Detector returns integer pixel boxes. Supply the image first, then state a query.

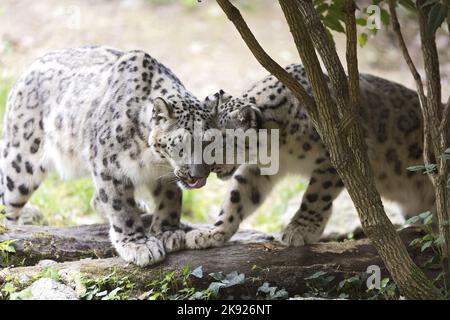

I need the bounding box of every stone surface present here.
[20,278,78,300]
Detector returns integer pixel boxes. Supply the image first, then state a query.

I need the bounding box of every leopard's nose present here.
[189,164,211,179]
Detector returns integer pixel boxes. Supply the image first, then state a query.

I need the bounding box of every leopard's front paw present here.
[112,234,165,267]
[280,223,321,246]
[185,228,227,249]
[3,205,47,226]
[280,223,306,247]
[157,229,186,253]
[17,205,46,225]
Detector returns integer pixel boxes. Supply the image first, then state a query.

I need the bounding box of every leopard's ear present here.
[227,105,263,131]
[204,89,233,115]
[153,97,174,120]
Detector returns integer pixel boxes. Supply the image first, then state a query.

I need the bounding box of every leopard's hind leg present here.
[0,82,47,225]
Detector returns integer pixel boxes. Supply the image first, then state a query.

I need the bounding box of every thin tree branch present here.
[387,0,427,109]
[215,0,319,122]
[388,0,435,174]
[441,96,450,133]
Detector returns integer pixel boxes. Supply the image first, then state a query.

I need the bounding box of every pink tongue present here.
[188,177,207,189]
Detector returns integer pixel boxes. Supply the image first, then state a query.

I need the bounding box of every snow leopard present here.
[0,46,220,266]
[183,63,436,249]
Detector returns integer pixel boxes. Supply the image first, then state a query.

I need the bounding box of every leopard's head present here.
[148,95,218,189]
[204,90,263,180]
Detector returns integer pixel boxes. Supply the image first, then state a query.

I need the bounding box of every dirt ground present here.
[0,0,448,235]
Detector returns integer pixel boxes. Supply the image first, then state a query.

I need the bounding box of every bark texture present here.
[0,225,437,298]
[215,0,443,299]
[389,0,450,287]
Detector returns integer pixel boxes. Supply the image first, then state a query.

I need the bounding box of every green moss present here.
[30,232,53,239]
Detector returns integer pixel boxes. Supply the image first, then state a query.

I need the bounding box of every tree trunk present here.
[215,0,443,299]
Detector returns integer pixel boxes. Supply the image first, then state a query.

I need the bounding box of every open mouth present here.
[177,177,208,189]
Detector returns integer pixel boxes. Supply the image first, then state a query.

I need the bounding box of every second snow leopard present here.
[0,46,222,266]
[184,63,437,249]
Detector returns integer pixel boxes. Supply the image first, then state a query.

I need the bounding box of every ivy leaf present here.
[207,282,226,296]
[421,240,433,252]
[257,282,272,294]
[305,270,328,280]
[405,215,420,225]
[419,211,432,220]
[271,288,289,299]
[426,2,448,37]
[209,272,225,281]
[190,266,203,279]
[9,288,32,300]
[224,271,245,286]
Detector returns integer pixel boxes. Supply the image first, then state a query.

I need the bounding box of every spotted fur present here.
[185,63,436,249]
[0,46,217,266]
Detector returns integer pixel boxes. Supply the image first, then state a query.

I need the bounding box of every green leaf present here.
[355,18,367,26]
[422,234,433,241]
[224,271,245,286]
[406,165,426,172]
[358,33,368,47]
[423,214,433,225]
[209,272,225,281]
[40,267,60,281]
[323,15,346,33]
[380,8,391,26]
[10,288,32,300]
[409,238,421,247]
[434,236,445,246]
[257,282,271,294]
[149,292,161,300]
[381,278,390,288]
[399,0,417,12]
[190,266,203,279]
[419,211,432,220]
[421,240,433,252]
[315,3,329,15]
[405,215,420,224]
[305,270,328,280]
[96,290,108,297]
[271,288,289,299]
[207,282,226,296]
[105,287,122,300]
[426,2,448,36]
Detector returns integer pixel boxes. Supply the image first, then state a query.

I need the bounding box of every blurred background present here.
[0,0,449,237]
